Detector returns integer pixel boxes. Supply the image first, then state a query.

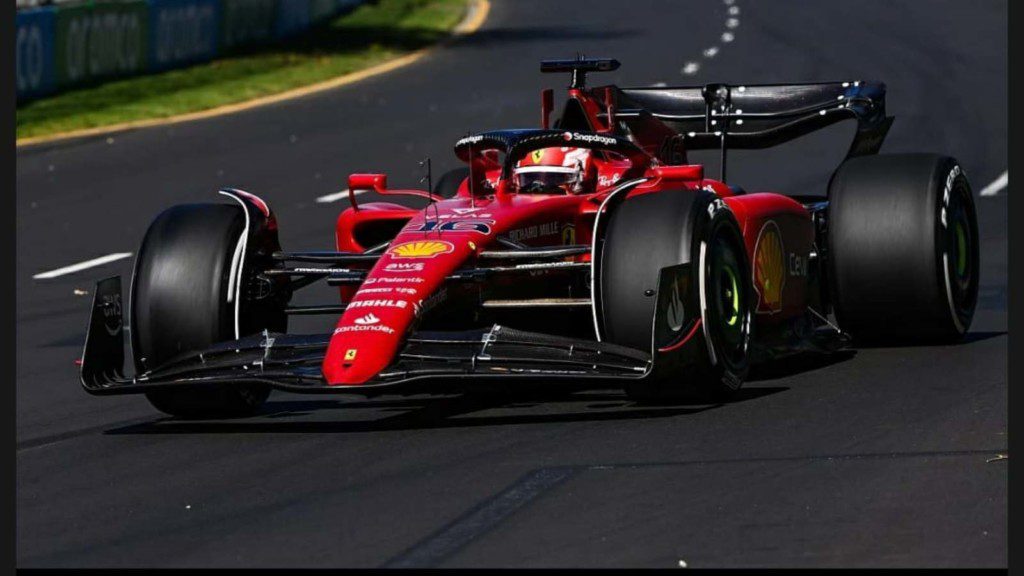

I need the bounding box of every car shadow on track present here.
[102,386,788,436]
[748,350,857,381]
[848,330,1006,350]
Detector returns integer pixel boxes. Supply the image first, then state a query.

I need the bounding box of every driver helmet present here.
[514,147,595,194]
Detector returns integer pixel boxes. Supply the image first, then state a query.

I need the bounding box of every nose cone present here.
[321,237,479,386]
[322,303,412,385]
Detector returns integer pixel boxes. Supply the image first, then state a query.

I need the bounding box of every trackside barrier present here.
[273,0,310,39]
[221,0,276,50]
[149,0,221,71]
[15,6,56,99]
[53,0,149,88]
[16,0,369,102]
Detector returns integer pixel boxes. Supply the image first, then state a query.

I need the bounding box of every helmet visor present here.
[515,166,576,193]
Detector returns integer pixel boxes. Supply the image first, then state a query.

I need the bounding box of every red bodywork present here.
[78,68,900,402]
[323,84,815,385]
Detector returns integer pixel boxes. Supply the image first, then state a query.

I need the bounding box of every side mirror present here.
[647,165,703,182]
[348,173,387,193]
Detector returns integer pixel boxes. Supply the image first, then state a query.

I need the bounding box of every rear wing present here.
[611,81,893,161]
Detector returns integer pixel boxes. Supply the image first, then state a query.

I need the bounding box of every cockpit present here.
[452,129,649,196]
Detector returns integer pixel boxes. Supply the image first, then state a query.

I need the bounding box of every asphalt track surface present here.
[16,0,1007,567]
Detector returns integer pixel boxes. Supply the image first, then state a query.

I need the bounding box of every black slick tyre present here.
[131,203,278,418]
[827,154,978,343]
[433,167,470,199]
[600,190,752,402]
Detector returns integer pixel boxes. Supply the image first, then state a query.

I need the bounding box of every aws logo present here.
[389,240,454,258]
[753,221,785,314]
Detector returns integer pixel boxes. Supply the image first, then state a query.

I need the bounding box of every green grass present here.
[17,0,468,140]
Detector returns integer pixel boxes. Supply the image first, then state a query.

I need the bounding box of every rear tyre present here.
[600,191,752,402]
[827,154,978,343]
[432,167,470,199]
[131,203,282,418]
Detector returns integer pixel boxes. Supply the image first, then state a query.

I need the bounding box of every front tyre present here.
[600,190,752,402]
[131,203,282,418]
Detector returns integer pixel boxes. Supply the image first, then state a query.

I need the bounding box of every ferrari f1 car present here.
[81,58,979,417]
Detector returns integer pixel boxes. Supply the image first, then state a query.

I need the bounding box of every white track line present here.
[979,170,1008,197]
[316,188,369,203]
[33,252,133,279]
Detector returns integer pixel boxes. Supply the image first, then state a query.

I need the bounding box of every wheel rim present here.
[944,180,976,322]
[707,231,748,365]
[722,265,740,327]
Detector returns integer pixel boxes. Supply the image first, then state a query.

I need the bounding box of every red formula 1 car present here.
[81,58,979,418]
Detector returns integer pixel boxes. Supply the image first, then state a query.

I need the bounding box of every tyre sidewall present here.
[693,203,752,392]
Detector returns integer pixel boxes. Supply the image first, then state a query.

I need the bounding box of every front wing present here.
[79,275,683,396]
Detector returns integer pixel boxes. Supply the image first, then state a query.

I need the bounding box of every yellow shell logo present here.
[389,240,454,258]
[753,221,785,313]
